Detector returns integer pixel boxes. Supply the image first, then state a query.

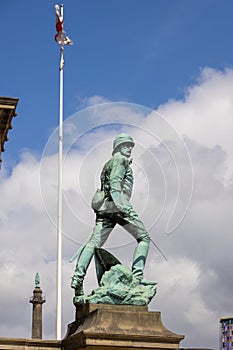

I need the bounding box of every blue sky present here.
[1,0,233,165]
[1,1,233,348]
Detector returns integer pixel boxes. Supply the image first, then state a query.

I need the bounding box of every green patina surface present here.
[70,134,157,305]
[74,264,157,306]
[35,272,40,287]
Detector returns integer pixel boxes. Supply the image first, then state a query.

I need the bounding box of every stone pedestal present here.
[62,304,184,350]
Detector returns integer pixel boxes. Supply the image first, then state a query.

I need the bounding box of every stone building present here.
[220,316,233,350]
[0,96,18,167]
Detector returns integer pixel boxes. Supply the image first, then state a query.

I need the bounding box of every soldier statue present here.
[71,133,155,296]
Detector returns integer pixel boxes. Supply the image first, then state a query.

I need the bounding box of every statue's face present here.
[119,143,133,158]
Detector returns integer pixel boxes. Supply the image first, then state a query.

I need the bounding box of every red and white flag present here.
[55,4,73,46]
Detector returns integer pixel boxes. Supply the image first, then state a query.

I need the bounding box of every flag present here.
[55,4,73,46]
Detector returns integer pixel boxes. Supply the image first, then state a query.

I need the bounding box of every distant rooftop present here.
[220,316,233,322]
[0,96,18,166]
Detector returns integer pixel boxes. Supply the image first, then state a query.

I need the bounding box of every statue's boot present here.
[71,245,94,295]
[132,240,156,286]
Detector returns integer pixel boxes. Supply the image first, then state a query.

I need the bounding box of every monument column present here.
[30,273,46,339]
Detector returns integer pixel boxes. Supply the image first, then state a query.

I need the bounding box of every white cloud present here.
[158,67,233,180]
[76,95,111,109]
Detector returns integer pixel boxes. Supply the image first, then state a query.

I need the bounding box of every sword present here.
[150,238,168,261]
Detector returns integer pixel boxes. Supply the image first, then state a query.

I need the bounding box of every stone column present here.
[30,286,46,339]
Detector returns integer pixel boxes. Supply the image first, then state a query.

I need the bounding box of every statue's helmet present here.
[112,133,135,154]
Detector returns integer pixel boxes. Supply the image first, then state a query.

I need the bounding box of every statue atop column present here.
[30,273,45,339]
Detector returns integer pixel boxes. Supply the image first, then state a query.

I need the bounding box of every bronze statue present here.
[35,272,40,287]
[71,133,155,296]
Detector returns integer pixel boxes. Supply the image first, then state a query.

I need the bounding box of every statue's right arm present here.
[109,157,130,213]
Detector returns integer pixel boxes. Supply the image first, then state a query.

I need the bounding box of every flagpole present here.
[56,3,64,341]
[55,3,72,339]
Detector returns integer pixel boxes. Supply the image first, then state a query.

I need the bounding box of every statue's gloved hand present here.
[111,191,132,215]
[121,206,133,216]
